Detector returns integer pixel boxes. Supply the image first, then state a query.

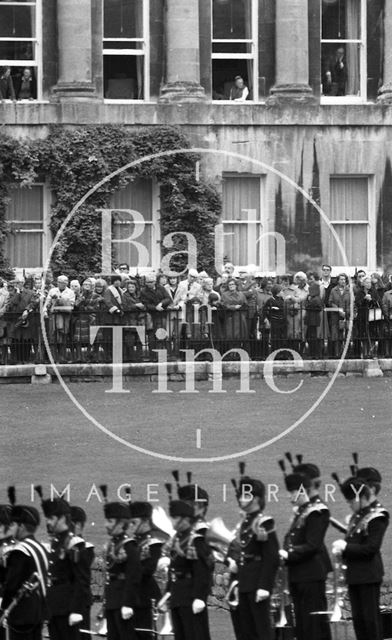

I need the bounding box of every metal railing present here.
[0,303,391,365]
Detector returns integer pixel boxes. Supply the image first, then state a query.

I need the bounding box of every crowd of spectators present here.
[0,262,392,365]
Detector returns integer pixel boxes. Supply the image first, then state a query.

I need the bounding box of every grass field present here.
[1,376,392,638]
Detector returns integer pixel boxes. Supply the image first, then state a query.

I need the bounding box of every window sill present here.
[320,97,371,106]
[212,100,266,105]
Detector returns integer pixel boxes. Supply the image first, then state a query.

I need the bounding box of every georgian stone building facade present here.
[1,0,392,276]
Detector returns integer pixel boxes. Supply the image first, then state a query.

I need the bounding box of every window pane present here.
[0,41,34,60]
[321,0,360,41]
[103,55,144,99]
[111,179,152,221]
[222,176,261,265]
[0,5,36,38]
[321,42,360,96]
[103,40,143,50]
[212,42,252,55]
[5,186,43,269]
[330,224,367,266]
[213,0,251,40]
[212,59,252,99]
[330,178,368,221]
[104,0,143,39]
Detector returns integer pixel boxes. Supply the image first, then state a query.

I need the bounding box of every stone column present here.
[159,0,206,102]
[52,0,96,100]
[268,0,314,105]
[378,1,392,103]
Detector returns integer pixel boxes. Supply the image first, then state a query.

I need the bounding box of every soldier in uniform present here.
[1,496,48,640]
[279,468,332,640]
[332,476,389,640]
[167,499,213,640]
[128,501,169,639]
[0,504,14,597]
[228,469,279,640]
[102,497,142,640]
[41,497,91,640]
[70,506,95,639]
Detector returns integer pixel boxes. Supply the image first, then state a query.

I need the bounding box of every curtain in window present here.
[222,176,261,265]
[330,178,368,266]
[134,0,144,98]
[346,0,360,95]
[111,179,153,266]
[5,186,43,268]
[244,0,253,97]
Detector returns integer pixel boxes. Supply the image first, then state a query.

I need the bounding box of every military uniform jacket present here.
[235,511,279,594]
[2,536,48,626]
[46,530,90,617]
[135,527,168,608]
[168,529,213,607]
[343,504,389,585]
[284,497,332,583]
[104,535,142,610]
[0,538,14,595]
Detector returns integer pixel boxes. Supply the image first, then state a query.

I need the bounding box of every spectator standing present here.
[122,279,145,362]
[45,275,75,363]
[305,282,323,359]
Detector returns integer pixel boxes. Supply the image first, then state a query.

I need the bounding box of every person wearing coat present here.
[304,282,323,359]
[284,272,309,356]
[6,278,36,363]
[381,287,392,357]
[140,274,171,358]
[327,274,351,358]
[220,279,248,345]
[122,280,145,362]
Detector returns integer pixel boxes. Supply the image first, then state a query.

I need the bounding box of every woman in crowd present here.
[122,279,145,362]
[328,273,351,359]
[304,281,323,359]
[284,271,309,355]
[220,278,248,345]
[355,275,379,358]
[73,278,97,362]
[90,278,108,362]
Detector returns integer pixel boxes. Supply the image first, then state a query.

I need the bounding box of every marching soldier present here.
[1,491,48,640]
[173,471,210,536]
[228,465,279,640]
[167,499,213,640]
[102,492,142,640]
[0,503,14,640]
[279,465,332,640]
[70,506,95,639]
[41,496,91,640]
[128,501,169,639]
[332,476,389,640]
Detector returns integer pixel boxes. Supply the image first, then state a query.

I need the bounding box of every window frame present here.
[102,0,150,103]
[221,173,271,272]
[5,183,51,273]
[320,0,367,105]
[328,174,375,274]
[0,0,42,101]
[211,0,259,103]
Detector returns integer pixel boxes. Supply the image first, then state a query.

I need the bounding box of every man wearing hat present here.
[2,500,48,640]
[177,482,209,536]
[167,500,212,640]
[228,473,279,640]
[42,497,90,640]
[173,270,203,340]
[356,467,390,520]
[70,506,95,640]
[279,469,332,640]
[103,499,142,640]
[332,477,389,640]
[0,505,14,600]
[128,502,169,638]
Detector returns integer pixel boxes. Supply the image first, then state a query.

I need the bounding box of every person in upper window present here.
[0,66,16,100]
[15,67,36,100]
[323,47,347,96]
[229,75,249,102]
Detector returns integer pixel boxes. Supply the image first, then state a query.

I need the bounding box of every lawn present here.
[1,376,392,638]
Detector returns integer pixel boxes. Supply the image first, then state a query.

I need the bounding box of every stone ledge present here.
[0,359,389,383]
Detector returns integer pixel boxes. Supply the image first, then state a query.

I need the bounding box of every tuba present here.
[225,579,239,609]
[205,517,236,562]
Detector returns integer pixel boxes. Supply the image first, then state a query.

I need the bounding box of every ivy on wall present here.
[0,125,221,279]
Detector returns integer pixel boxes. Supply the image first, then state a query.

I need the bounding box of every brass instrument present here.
[205,517,236,561]
[151,597,174,637]
[275,563,289,628]
[225,579,239,609]
[330,555,347,623]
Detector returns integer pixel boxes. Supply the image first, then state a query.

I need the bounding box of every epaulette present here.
[66,534,85,550]
[85,541,95,549]
[253,513,275,541]
[304,502,329,517]
[194,520,209,533]
[362,506,388,527]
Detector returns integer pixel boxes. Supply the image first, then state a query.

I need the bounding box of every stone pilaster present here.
[52,0,96,100]
[268,0,314,105]
[159,0,206,103]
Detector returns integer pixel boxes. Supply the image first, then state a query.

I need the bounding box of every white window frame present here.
[6,183,51,276]
[110,179,160,276]
[328,175,375,275]
[103,0,150,103]
[321,0,367,105]
[221,173,271,272]
[211,0,259,103]
[0,0,42,101]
